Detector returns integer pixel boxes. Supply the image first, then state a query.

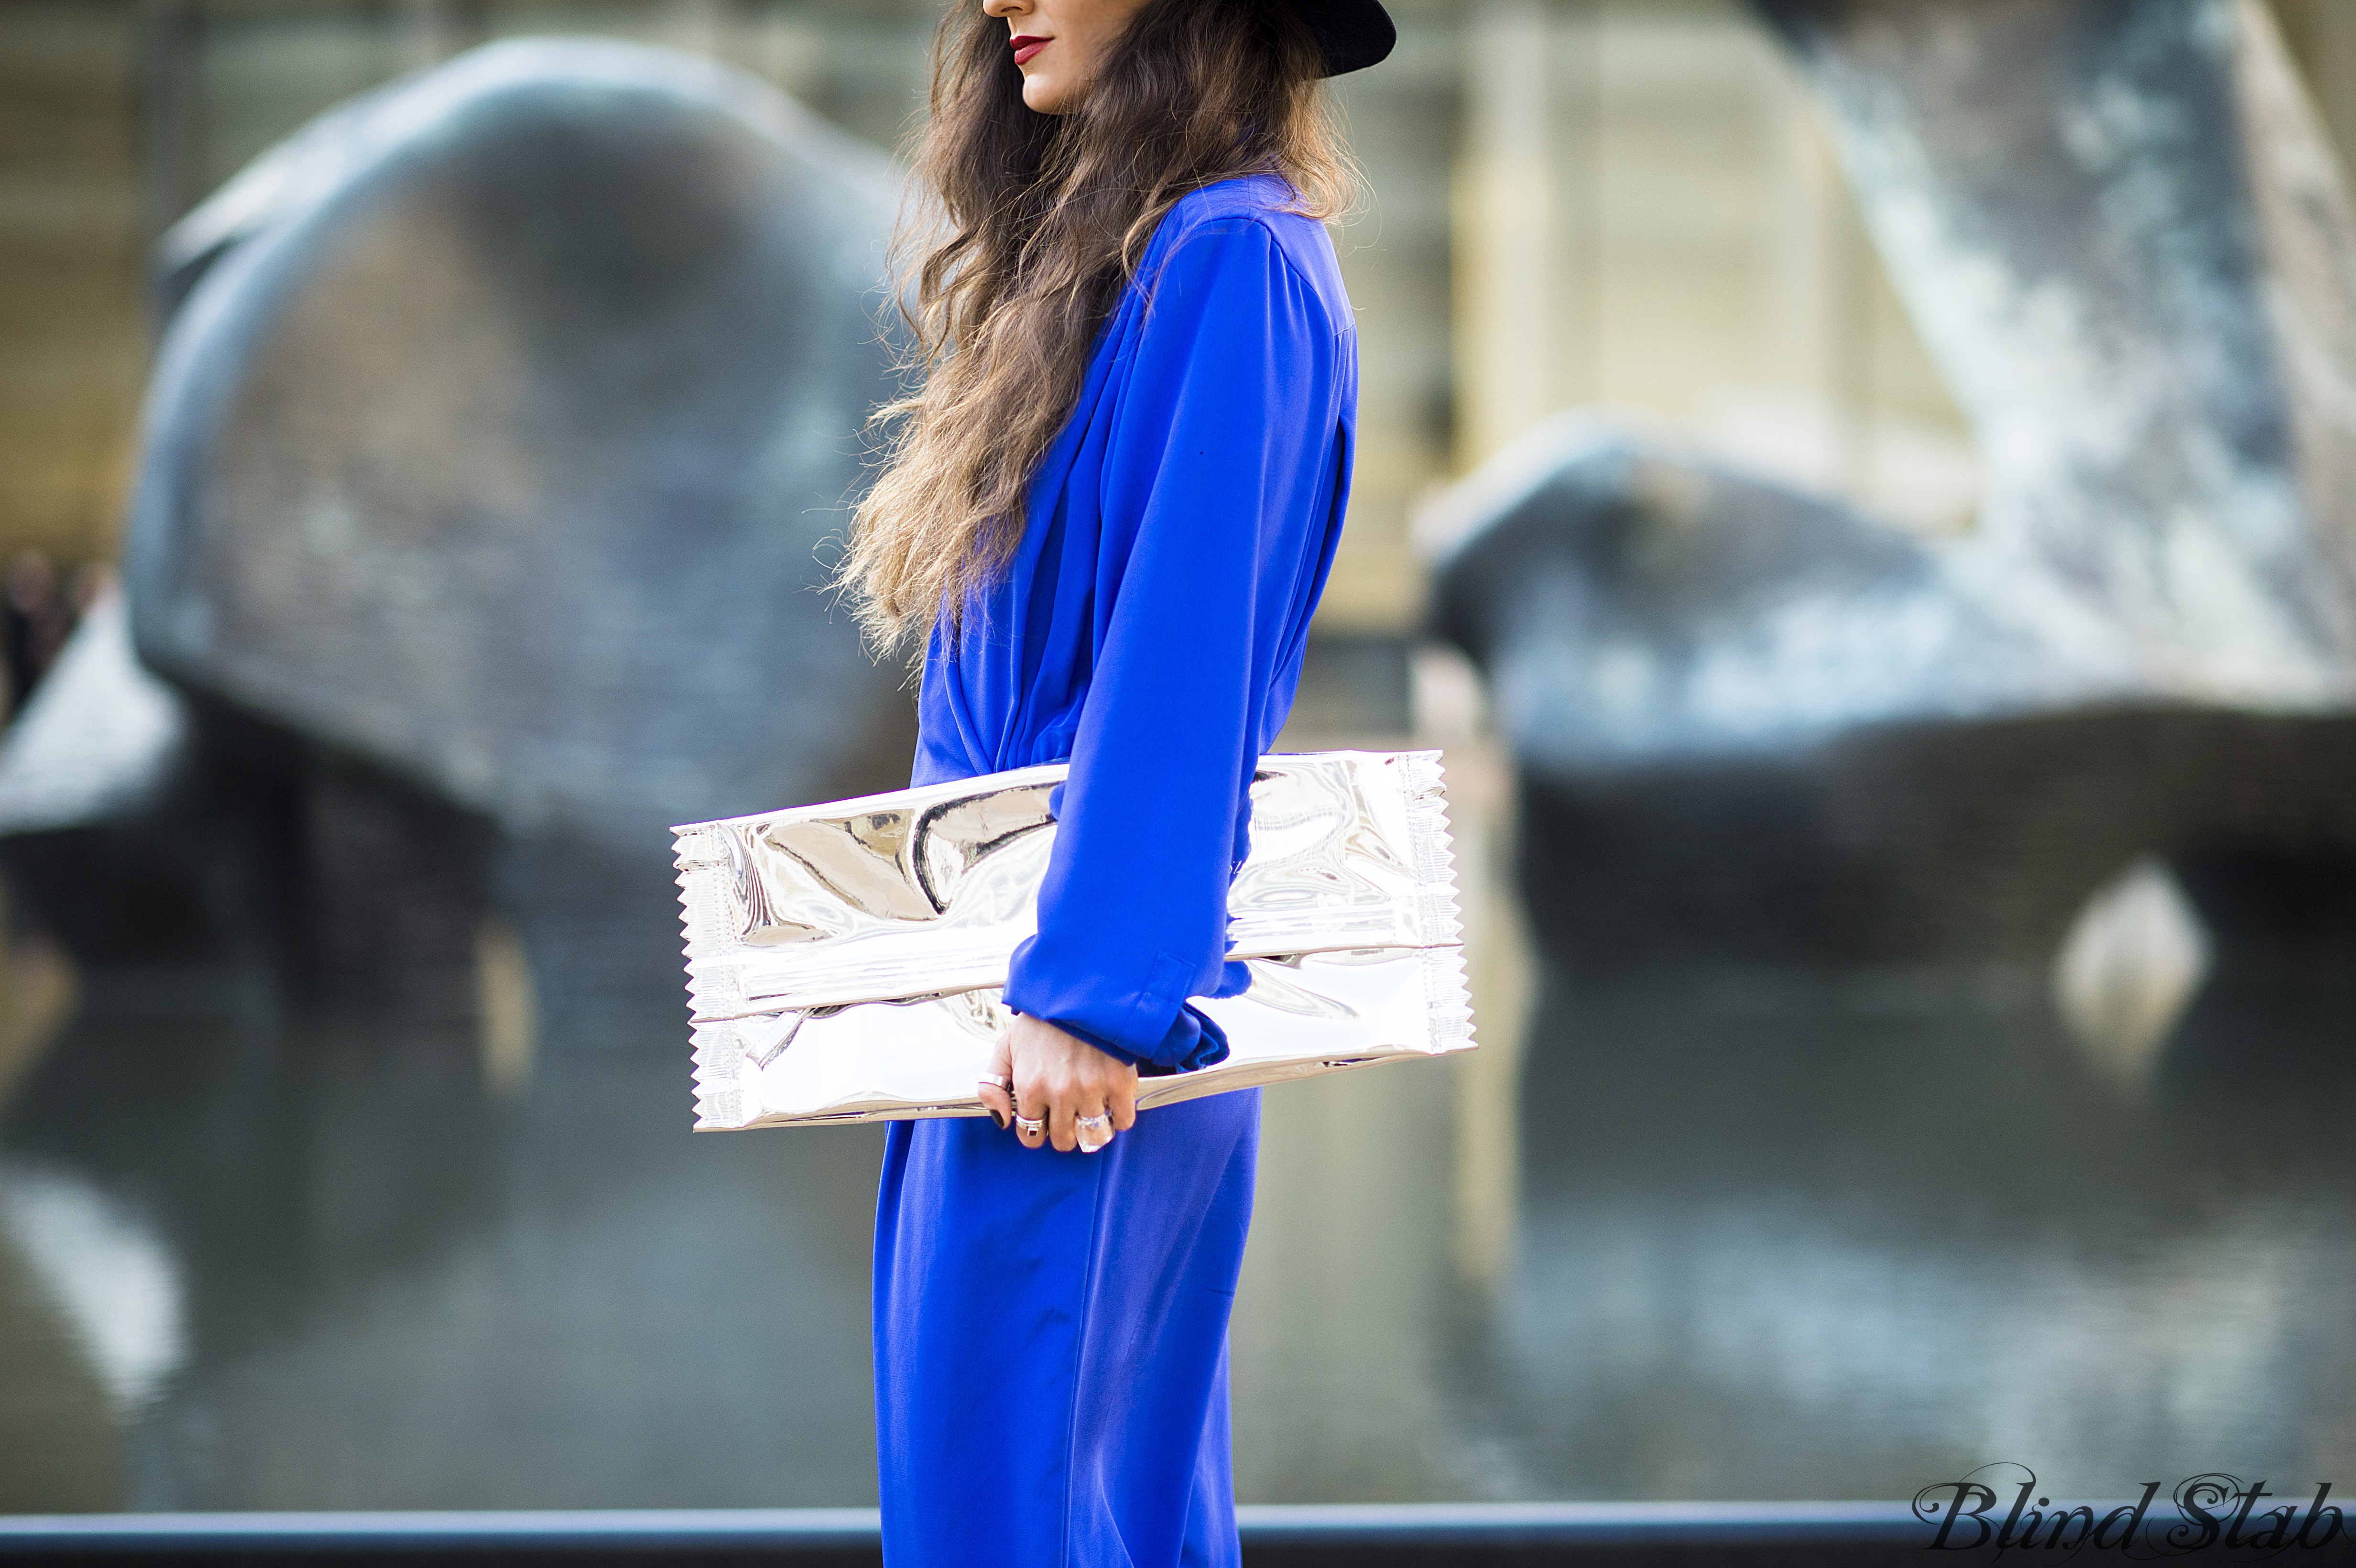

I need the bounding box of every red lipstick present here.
[1010,34,1047,65]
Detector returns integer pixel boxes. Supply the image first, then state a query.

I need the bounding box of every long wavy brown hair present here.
[837,0,1358,651]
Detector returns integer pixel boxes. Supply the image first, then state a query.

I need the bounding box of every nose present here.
[981,0,1027,17]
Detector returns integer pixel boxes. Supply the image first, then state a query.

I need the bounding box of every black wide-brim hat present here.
[1291,0,1396,76]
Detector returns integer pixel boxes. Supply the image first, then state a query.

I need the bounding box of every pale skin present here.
[972,0,1156,1151]
[979,1013,1141,1153]
[982,0,1153,116]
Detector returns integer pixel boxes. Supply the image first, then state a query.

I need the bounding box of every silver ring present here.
[978,1073,1011,1092]
[1013,1114,1045,1136]
[1076,1113,1113,1153]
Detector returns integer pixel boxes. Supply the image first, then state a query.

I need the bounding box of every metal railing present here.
[6,1499,2317,1565]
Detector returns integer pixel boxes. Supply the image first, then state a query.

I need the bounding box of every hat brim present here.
[1292,0,1396,76]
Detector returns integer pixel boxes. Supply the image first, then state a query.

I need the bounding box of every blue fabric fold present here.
[911,174,1356,1069]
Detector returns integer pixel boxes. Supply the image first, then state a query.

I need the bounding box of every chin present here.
[1020,77,1074,115]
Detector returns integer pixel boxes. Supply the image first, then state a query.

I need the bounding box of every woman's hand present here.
[977,1013,1139,1153]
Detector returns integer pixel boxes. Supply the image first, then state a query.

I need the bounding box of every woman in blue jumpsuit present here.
[850,0,1394,1560]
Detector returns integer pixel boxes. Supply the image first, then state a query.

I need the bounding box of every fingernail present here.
[993,1112,1008,1131]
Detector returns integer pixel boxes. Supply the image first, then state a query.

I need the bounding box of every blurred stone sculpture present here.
[0,589,184,842]
[1429,0,2356,993]
[0,40,915,1015]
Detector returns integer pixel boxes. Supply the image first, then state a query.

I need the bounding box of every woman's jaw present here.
[982,0,1152,114]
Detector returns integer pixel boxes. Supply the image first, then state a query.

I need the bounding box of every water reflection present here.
[0,1000,880,1510]
[1,880,2352,1510]
[0,1162,185,1416]
[1446,966,2356,1501]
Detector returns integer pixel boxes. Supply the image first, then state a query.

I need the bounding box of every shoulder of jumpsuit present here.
[1020,188,1351,825]
[1123,175,1356,338]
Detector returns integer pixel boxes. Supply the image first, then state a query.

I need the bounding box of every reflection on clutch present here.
[671,750,1475,1129]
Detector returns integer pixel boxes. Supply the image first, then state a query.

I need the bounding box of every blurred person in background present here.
[834,0,1392,1557]
[1,551,87,717]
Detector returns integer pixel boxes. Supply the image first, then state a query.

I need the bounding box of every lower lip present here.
[1012,40,1046,65]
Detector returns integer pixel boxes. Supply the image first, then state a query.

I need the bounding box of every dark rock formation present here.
[130,37,910,849]
[2,41,916,1015]
[1429,0,2356,978]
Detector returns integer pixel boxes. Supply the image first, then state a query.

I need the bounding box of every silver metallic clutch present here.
[671,749,1474,1128]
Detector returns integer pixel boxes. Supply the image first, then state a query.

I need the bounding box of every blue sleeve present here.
[1000,216,1348,1071]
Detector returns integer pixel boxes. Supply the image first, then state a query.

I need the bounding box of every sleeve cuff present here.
[1002,939,1234,1072]
[1037,1007,1232,1078]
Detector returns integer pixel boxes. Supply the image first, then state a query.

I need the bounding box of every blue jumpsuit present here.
[872,174,1358,1567]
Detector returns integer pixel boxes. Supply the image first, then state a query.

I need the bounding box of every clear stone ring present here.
[1076,1113,1114,1153]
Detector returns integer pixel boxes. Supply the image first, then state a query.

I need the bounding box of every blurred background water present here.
[3,0,2356,1516]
